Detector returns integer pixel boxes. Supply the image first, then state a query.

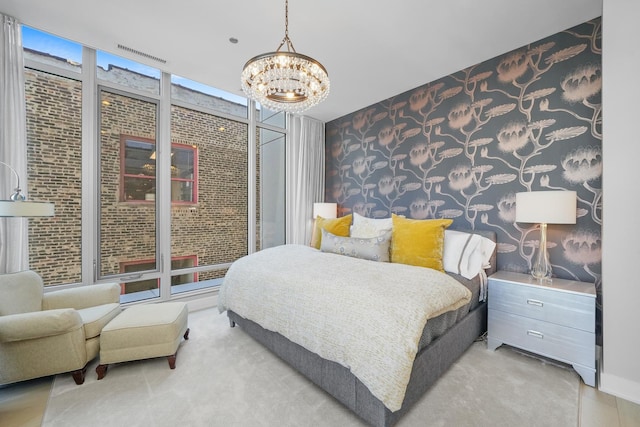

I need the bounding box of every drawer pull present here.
[527,330,544,339]
[527,299,544,307]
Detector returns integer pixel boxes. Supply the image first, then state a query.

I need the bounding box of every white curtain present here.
[286,115,325,245]
[0,14,29,273]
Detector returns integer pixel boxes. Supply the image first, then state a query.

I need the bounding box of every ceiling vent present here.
[117,44,167,64]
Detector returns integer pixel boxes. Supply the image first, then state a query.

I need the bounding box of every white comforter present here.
[218,244,472,412]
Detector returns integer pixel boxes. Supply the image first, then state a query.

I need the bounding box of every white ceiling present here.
[0,0,602,123]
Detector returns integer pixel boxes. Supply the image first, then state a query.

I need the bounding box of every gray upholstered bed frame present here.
[226,230,496,427]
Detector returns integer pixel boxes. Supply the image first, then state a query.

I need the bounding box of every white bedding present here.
[218,244,472,412]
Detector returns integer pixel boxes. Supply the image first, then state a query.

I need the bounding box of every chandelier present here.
[240,0,330,114]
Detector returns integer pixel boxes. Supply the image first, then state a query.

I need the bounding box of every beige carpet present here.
[42,307,580,427]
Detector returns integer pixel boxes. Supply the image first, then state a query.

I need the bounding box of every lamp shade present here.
[1,160,54,217]
[313,202,337,219]
[515,191,576,224]
[0,200,55,217]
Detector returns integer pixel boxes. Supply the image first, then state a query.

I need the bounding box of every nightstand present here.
[487,270,596,386]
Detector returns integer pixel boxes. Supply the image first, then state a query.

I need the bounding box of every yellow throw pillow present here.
[310,214,352,249]
[390,214,453,271]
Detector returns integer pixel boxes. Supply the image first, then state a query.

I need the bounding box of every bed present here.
[218,223,497,427]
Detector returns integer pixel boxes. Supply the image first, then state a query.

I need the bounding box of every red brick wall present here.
[25,68,250,287]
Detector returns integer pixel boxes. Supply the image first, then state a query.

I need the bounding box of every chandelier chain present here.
[277,0,296,53]
[285,0,288,40]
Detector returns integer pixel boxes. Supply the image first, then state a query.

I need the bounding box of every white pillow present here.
[350,212,393,238]
[478,234,496,268]
[443,230,496,279]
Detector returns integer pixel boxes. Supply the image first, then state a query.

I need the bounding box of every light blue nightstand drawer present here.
[488,279,595,332]
[489,309,595,368]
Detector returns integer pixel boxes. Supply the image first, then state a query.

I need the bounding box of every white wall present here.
[601,0,640,403]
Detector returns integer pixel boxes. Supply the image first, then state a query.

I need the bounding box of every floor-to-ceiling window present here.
[258,126,286,249]
[98,88,161,301]
[21,26,285,303]
[169,78,249,295]
[24,67,83,286]
[253,105,287,251]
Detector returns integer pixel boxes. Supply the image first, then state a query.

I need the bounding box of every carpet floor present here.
[42,307,580,427]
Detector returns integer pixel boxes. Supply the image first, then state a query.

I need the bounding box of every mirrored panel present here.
[257,103,286,128]
[259,128,286,249]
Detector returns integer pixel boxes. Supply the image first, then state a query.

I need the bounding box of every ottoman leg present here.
[167,328,189,369]
[96,364,109,380]
[168,353,177,369]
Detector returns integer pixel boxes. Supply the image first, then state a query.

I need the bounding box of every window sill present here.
[117,201,198,207]
[119,278,222,304]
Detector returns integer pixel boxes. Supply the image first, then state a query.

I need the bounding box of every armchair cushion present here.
[78,303,121,339]
[42,282,120,311]
[0,309,82,342]
[0,270,43,315]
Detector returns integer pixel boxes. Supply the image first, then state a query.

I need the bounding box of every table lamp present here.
[515,191,576,281]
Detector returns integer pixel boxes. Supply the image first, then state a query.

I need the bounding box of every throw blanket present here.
[218,244,472,412]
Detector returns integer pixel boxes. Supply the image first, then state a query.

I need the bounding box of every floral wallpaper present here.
[325,19,602,301]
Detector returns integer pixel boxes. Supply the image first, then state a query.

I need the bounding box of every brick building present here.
[24,50,253,294]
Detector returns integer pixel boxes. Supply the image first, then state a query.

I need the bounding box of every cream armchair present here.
[0,270,121,385]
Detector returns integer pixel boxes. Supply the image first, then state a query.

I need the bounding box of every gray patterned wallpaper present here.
[325,19,602,295]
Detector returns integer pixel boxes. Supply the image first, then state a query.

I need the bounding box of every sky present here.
[21,26,248,106]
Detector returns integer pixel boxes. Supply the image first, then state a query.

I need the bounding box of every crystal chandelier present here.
[240,0,330,114]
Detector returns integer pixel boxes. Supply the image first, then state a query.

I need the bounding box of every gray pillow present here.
[320,229,391,262]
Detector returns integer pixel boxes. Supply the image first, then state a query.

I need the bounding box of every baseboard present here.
[599,371,640,405]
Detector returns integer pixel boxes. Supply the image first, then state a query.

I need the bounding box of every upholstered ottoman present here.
[96,302,189,379]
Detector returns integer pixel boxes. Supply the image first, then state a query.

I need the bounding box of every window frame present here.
[120,255,199,294]
[21,24,289,300]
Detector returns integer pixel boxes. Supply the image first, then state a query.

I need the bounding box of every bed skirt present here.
[227,301,487,427]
